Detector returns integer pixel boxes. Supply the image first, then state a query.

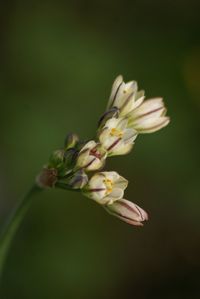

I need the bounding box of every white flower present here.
[104,198,148,226]
[127,97,170,133]
[99,117,137,156]
[107,75,145,117]
[83,171,128,205]
[76,141,107,171]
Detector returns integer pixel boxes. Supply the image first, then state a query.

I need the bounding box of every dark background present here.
[0,0,200,298]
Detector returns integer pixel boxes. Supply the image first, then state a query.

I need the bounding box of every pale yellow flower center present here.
[103,178,113,195]
[110,128,123,138]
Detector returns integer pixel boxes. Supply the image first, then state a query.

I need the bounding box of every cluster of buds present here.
[37,75,170,226]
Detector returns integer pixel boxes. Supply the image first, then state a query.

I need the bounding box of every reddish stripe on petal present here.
[117,215,143,226]
[133,107,164,120]
[107,138,121,151]
[84,157,96,168]
[88,188,106,192]
[119,201,147,221]
[118,200,136,213]
[120,92,134,111]
[110,82,123,107]
[105,207,142,226]
[133,204,145,221]
[138,118,169,132]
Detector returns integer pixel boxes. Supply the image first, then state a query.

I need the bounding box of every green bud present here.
[49,149,65,168]
[64,148,78,168]
[64,133,79,149]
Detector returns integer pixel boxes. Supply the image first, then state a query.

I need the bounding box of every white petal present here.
[133,91,145,109]
[107,75,123,109]
[80,140,97,152]
[102,117,121,129]
[117,118,128,130]
[99,128,120,150]
[99,127,111,144]
[115,176,128,189]
[124,81,138,92]
[133,116,170,133]
[108,142,134,156]
[76,150,90,167]
[88,173,105,187]
[123,128,138,142]
[101,171,119,182]
[119,93,136,116]
[86,158,104,171]
[105,188,124,204]
[129,108,166,129]
[131,98,164,117]
[113,82,126,107]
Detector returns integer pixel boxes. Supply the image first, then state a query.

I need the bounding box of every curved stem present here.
[0,184,42,278]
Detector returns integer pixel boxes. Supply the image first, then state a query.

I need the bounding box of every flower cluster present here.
[37,75,170,226]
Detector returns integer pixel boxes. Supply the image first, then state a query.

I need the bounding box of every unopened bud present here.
[36,167,58,188]
[75,140,107,172]
[64,133,79,149]
[104,198,148,226]
[64,148,78,169]
[49,149,65,168]
[68,170,88,189]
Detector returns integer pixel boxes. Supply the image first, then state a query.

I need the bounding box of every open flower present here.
[76,141,107,171]
[127,97,170,133]
[99,117,137,156]
[83,171,128,205]
[104,198,148,226]
[107,75,145,117]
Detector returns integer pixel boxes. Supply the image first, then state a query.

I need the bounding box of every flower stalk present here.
[0,185,42,277]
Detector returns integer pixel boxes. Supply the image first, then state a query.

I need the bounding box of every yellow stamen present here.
[103,179,113,195]
[110,128,123,138]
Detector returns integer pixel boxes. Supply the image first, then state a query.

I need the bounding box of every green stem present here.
[55,181,80,191]
[0,184,42,278]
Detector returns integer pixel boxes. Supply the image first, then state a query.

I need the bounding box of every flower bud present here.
[104,199,148,226]
[68,170,88,189]
[49,149,65,169]
[36,167,58,188]
[64,148,78,167]
[64,133,79,149]
[76,141,107,171]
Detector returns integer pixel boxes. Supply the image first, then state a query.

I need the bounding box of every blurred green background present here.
[0,0,200,298]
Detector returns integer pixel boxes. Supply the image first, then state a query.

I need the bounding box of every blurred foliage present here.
[0,0,200,298]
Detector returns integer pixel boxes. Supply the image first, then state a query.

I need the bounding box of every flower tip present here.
[64,132,79,149]
[115,74,123,81]
[103,198,148,226]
